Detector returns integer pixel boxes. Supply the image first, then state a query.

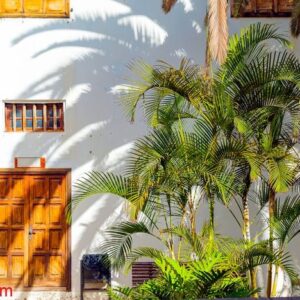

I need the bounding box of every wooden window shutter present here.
[45,0,68,15]
[0,0,22,14]
[239,0,255,14]
[24,0,43,14]
[132,262,158,287]
[232,0,293,16]
[278,0,294,12]
[242,0,274,13]
[256,0,274,12]
[5,104,13,131]
[0,0,69,17]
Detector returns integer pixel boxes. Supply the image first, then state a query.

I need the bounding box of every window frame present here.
[0,0,70,18]
[231,0,293,17]
[4,102,65,132]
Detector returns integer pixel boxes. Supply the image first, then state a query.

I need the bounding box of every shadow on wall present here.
[0,0,207,293]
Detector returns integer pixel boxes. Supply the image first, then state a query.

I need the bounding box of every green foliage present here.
[109,251,256,300]
[274,196,300,244]
[118,59,210,125]
[72,23,300,297]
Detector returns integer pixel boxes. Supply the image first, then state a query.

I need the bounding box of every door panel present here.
[12,205,24,225]
[11,230,24,250]
[12,256,24,278]
[49,255,63,279]
[0,231,8,251]
[0,172,69,289]
[0,205,9,225]
[0,178,9,198]
[0,257,8,278]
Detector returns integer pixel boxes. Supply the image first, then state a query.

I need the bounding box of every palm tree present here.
[71,23,300,296]
[118,23,296,233]
[256,115,300,296]
[72,117,238,267]
[218,24,300,295]
[271,195,300,295]
[115,23,300,292]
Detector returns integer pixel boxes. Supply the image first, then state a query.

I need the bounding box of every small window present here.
[231,0,293,17]
[0,0,70,18]
[5,103,64,132]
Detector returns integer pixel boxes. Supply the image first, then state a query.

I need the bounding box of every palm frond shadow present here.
[4,1,205,295]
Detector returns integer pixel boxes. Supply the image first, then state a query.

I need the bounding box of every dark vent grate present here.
[132,262,158,287]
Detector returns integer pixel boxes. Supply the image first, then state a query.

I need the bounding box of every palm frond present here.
[119,59,211,123]
[97,221,158,270]
[248,179,269,212]
[127,247,166,268]
[108,286,134,300]
[219,23,291,84]
[274,196,300,244]
[71,170,162,220]
[167,226,205,258]
[68,171,137,221]
[266,154,298,193]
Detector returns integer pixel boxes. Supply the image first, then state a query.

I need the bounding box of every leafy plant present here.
[108,238,297,300]
[71,23,300,297]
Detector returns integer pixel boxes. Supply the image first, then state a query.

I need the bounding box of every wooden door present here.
[29,175,67,287]
[0,171,70,290]
[0,175,28,286]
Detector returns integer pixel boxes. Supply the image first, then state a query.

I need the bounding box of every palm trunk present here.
[266,187,276,298]
[209,195,215,231]
[250,270,258,297]
[206,187,215,233]
[166,195,175,259]
[242,171,258,296]
[242,172,251,242]
[205,25,212,74]
[205,15,212,76]
[178,206,187,261]
[271,265,279,297]
[188,193,197,237]
[207,0,228,64]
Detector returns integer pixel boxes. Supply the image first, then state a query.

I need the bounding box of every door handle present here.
[29,226,36,240]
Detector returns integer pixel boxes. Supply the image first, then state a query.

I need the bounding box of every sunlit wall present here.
[0,0,298,297]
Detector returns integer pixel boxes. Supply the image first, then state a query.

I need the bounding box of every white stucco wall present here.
[0,0,299,298]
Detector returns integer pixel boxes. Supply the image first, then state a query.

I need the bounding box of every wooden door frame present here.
[0,168,72,292]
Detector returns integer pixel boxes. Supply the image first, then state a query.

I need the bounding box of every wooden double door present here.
[0,170,70,289]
